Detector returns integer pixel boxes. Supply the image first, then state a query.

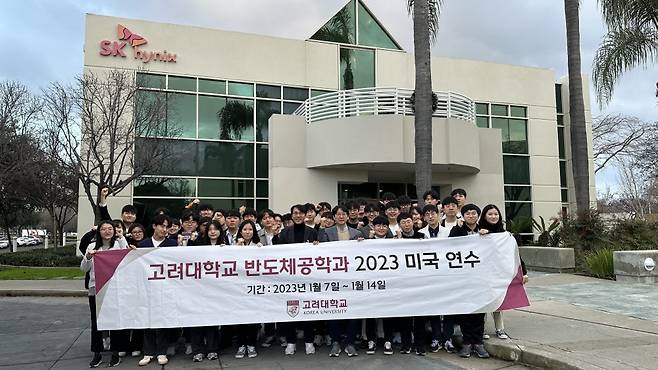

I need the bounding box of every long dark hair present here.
[478,204,505,233]
[237,220,261,245]
[94,221,117,250]
[197,220,225,245]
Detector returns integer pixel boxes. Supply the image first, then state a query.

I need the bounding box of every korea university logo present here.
[286,300,300,318]
[99,24,177,63]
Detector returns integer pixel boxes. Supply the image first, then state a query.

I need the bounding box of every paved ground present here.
[0,296,530,370]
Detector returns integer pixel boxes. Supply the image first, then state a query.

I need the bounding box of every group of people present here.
[80,187,528,367]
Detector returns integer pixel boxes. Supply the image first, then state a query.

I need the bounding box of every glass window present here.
[491,117,509,141]
[134,198,190,220]
[256,199,269,212]
[557,114,564,126]
[256,100,280,142]
[283,87,309,101]
[198,179,253,197]
[199,79,226,94]
[475,103,489,115]
[338,183,378,202]
[283,102,302,114]
[134,177,196,197]
[256,144,268,178]
[198,95,227,139]
[491,104,508,116]
[508,119,528,154]
[167,93,196,138]
[228,81,254,97]
[310,0,355,44]
[504,186,532,202]
[311,89,333,97]
[555,84,563,114]
[135,138,197,176]
[256,180,268,197]
[561,188,568,203]
[357,1,399,49]
[503,155,530,184]
[476,116,489,128]
[135,91,168,137]
[510,106,527,118]
[202,198,254,211]
[505,202,533,231]
[340,47,375,90]
[168,76,196,92]
[136,73,165,89]
[198,141,254,178]
[558,126,565,159]
[256,84,281,99]
[218,98,254,141]
[560,161,567,188]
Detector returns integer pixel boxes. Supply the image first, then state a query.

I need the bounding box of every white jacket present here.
[80,238,127,296]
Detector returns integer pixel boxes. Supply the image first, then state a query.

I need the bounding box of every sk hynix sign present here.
[99,24,177,63]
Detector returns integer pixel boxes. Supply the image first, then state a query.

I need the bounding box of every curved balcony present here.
[293,87,476,124]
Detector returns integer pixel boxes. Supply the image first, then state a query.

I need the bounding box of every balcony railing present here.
[293,87,476,124]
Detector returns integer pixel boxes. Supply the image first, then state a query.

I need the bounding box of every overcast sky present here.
[2,0,655,192]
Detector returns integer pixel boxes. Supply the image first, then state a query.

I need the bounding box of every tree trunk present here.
[413,0,433,206]
[564,0,590,213]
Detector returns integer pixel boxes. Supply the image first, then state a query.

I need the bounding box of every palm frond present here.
[407,0,444,42]
[598,0,658,30]
[592,25,658,106]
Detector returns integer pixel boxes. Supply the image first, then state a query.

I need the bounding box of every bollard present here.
[44,237,48,249]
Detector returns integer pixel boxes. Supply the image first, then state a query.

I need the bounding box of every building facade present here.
[79,0,596,241]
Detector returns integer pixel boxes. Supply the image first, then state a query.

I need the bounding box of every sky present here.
[1,0,655,193]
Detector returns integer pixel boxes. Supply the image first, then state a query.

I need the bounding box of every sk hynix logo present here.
[99,24,177,63]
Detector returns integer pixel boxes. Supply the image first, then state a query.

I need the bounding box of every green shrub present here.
[0,246,81,267]
[607,219,658,251]
[554,209,609,253]
[584,249,614,279]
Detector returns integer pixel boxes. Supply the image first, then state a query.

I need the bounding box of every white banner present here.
[95,232,529,330]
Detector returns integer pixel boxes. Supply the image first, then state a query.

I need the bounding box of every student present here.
[257,209,277,246]
[197,203,214,219]
[223,209,241,245]
[379,192,397,213]
[212,210,227,231]
[345,201,361,230]
[81,221,127,368]
[478,204,528,341]
[410,206,425,230]
[397,195,412,214]
[440,196,461,237]
[317,202,332,214]
[304,203,320,230]
[178,210,199,246]
[188,221,224,362]
[418,204,445,239]
[281,213,293,228]
[242,208,260,231]
[235,220,262,247]
[448,204,490,359]
[450,188,467,214]
[384,201,401,237]
[123,223,146,357]
[138,215,178,366]
[318,205,362,357]
[98,187,138,231]
[166,218,181,240]
[274,204,319,355]
[422,189,440,206]
[273,213,284,235]
[320,211,335,229]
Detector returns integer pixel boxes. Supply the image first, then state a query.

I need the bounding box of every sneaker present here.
[138,355,152,366]
[207,352,218,360]
[383,341,393,355]
[473,344,490,358]
[305,342,316,355]
[109,352,121,367]
[185,343,193,355]
[444,339,456,353]
[329,342,341,357]
[89,352,102,368]
[392,332,402,344]
[157,355,168,365]
[103,337,111,351]
[313,334,323,347]
[483,333,490,340]
[131,351,141,357]
[345,344,358,357]
[247,345,257,358]
[324,334,332,346]
[415,346,427,356]
[166,345,176,356]
[117,351,126,357]
[458,344,472,358]
[285,343,296,355]
[430,339,442,353]
[279,336,288,347]
[193,353,204,362]
[496,330,509,340]
[400,346,411,354]
[366,340,376,354]
[235,345,246,359]
[261,335,275,348]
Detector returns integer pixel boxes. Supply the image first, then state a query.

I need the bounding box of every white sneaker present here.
[156,355,168,365]
[496,330,510,339]
[305,342,316,355]
[285,343,296,355]
[117,351,126,357]
[235,345,246,359]
[247,345,257,358]
[131,351,141,357]
[138,356,152,366]
[483,333,491,340]
[185,343,193,355]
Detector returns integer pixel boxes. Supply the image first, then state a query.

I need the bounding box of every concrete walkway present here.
[1,273,657,369]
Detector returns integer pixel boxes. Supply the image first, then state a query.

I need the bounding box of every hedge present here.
[0,246,81,267]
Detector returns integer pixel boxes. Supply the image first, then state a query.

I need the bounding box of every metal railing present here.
[293,87,476,124]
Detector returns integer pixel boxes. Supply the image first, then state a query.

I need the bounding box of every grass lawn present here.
[0,266,84,280]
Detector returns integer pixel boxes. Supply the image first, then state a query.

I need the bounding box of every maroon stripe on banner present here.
[94,249,131,294]
[496,265,530,311]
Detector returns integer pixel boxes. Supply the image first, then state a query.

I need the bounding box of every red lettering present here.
[111,41,127,57]
[99,40,112,56]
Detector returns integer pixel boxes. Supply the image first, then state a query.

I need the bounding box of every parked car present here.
[0,239,8,249]
[16,236,38,246]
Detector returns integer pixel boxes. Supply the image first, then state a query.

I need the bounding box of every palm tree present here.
[564,0,590,213]
[593,0,658,105]
[407,0,442,205]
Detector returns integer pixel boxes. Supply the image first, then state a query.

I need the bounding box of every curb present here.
[485,340,601,370]
[0,289,86,297]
